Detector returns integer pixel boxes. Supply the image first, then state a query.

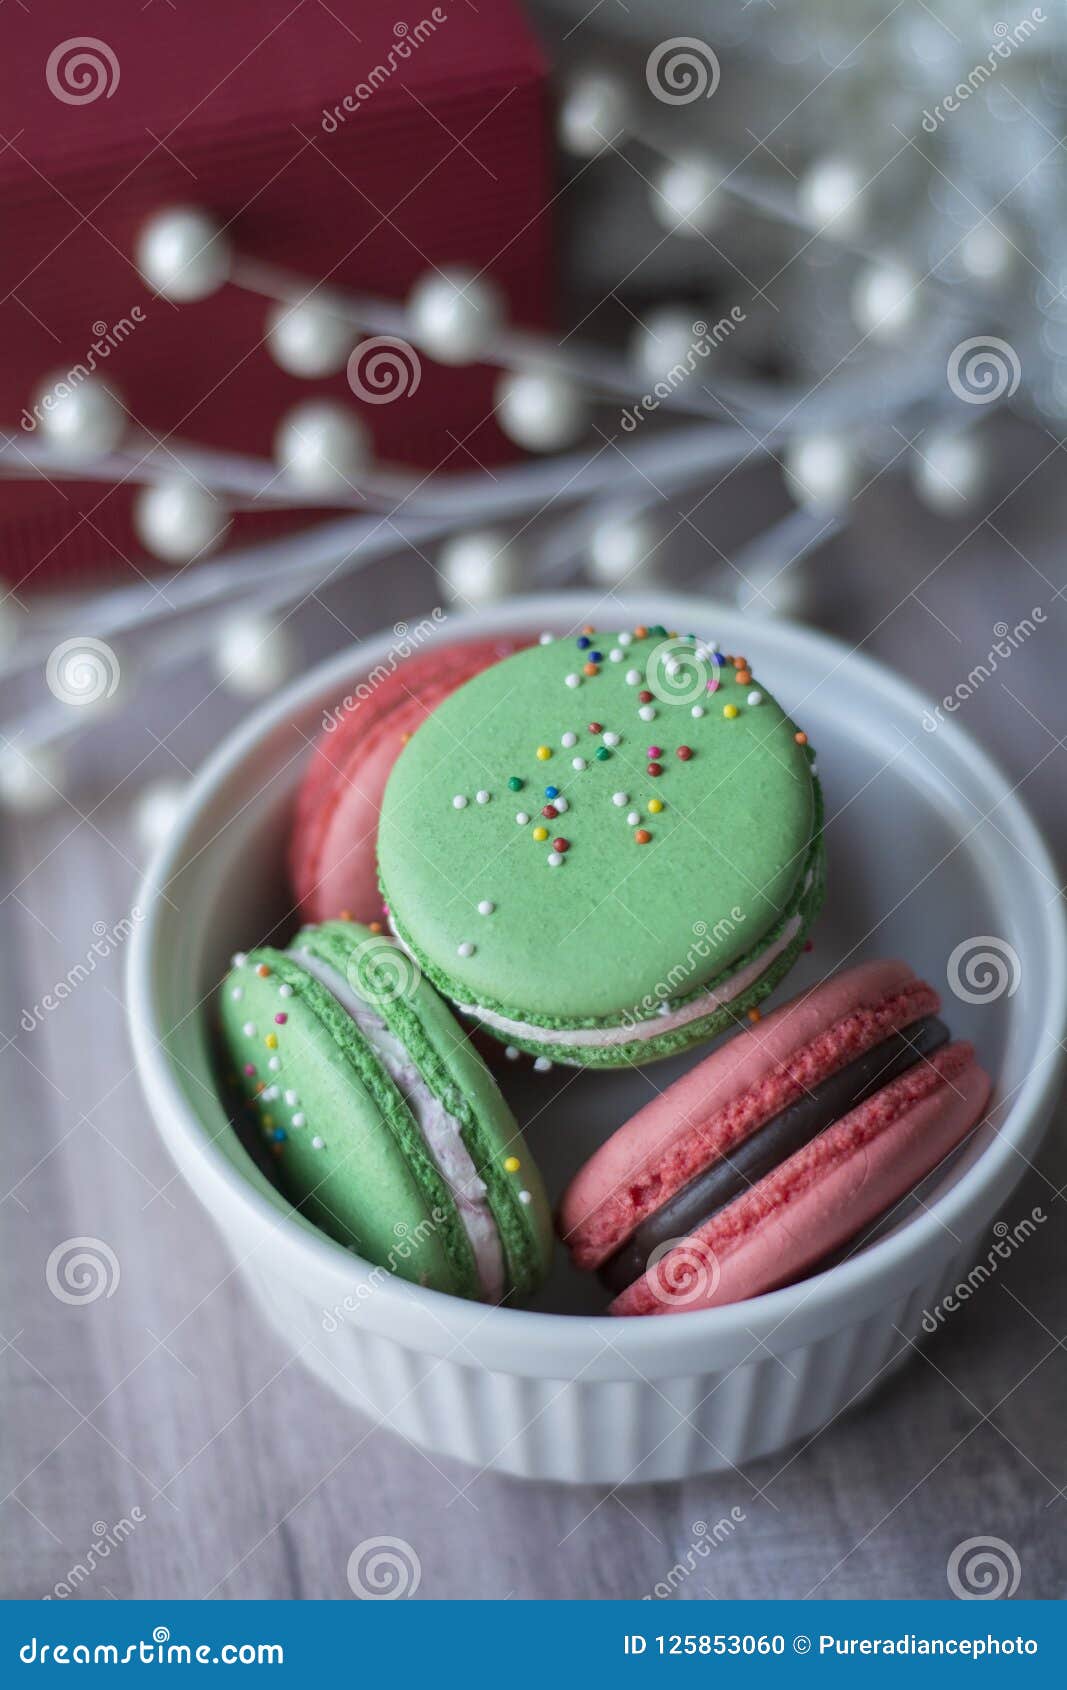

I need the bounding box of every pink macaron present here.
[290,636,527,925]
[558,960,991,1315]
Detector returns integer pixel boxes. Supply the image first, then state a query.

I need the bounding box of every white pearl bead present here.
[135,206,230,302]
[133,479,231,564]
[783,433,862,512]
[851,260,920,342]
[797,156,866,240]
[215,615,296,697]
[630,306,701,386]
[0,743,64,812]
[959,222,1016,286]
[495,369,588,452]
[133,777,186,853]
[651,154,724,236]
[408,268,503,365]
[588,513,659,585]
[266,299,353,378]
[558,70,629,157]
[438,529,520,605]
[34,375,125,458]
[274,401,369,492]
[912,428,988,514]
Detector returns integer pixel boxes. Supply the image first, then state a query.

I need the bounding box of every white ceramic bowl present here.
[127,593,1066,1485]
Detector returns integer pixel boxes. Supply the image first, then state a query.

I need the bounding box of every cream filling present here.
[455,914,803,1053]
[296,949,505,1303]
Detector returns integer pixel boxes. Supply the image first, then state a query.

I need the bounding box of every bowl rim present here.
[127,591,1067,1372]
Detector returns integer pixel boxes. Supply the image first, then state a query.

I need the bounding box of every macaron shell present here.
[560,959,937,1268]
[219,952,479,1298]
[611,1042,990,1315]
[291,638,526,923]
[378,629,822,1051]
[298,920,554,1295]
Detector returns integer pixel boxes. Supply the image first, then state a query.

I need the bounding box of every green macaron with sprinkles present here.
[219,920,553,1302]
[377,622,825,1067]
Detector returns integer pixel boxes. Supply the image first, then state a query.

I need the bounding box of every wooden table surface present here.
[3,466,1066,1601]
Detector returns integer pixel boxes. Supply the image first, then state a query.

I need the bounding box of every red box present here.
[0,1,553,588]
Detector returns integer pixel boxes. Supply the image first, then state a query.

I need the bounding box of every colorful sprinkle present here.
[272,1127,287,1142]
[476,789,490,804]
[595,746,611,761]
[545,785,559,799]
[565,673,581,688]
[542,804,558,819]
[795,730,808,745]
[477,900,495,916]
[588,721,602,734]
[706,677,720,694]
[635,828,652,844]
[504,1156,521,1173]
[648,745,662,758]
[723,703,739,719]
[747,1006,762,1023]
[676,745,693,761]
[589,651,603,663]
[577,635,591,650]
[243,1063,256,1077]
[612,791,629,807]
[553,838,570,852]
[453,794,468,809]
[647,798,664,814]
[457,941,475,957]
[638,690,653,704]
[583,661,599,676]
[508,775,524,791]
[647,762,663,777]
[369,921,382,935]
[532,826,548,842]
[536,746,551,761]
[256,963,271,978]
[736,669,751,686]
[634,625,648,639]
[265,1033,278,1050]
[275,1012,288,1024]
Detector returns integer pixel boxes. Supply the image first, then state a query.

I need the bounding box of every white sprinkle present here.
[708,639,720,652]
[561,731,577,748]
[665,658,680,677]
[627,810,640,825]
[657,1002,672,1017]
[457,941,475,958]
[565,672,581,688]
[312,1135,326,1150]
[603,731,620,747]
[515,810,530,825]
[231,952,247,968]
[476,789,490,805]
[278,982,294,999]
[748,689,764,706]
[504,1046,519,1061]
[539,632,555,645]
[612,791,629,807]
[242,1021,256,1038]
[291,1112,306,1128]
[810,760,819,775]
[638,704,656,721]
[547,852,563,867]
[268,1056,281,1072]
[230,986,244,1001]
[477,900,495,916]
[572,756,587,771]
[518,1189,533,1205]
[609,648,623,662]
[625,668,640,685]
[453,794,468,809]
[284,1089,299,1105]
[263,1085,280,1101]
[691,705,705,719]
[533,1056,553,1072]
[553,796,568,813]
[618,631,632,646]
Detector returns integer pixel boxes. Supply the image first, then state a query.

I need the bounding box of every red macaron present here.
[290,636,527,924]
[558,961,990,1315]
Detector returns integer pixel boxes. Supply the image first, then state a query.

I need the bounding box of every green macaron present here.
[378,622,825,1067]
[219,920,553,1303]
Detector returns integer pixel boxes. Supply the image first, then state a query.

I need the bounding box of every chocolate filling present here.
[599,1015,950,1295]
